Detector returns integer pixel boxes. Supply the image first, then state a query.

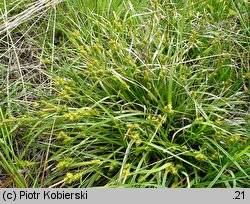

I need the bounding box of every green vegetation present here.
[0,0,249,187]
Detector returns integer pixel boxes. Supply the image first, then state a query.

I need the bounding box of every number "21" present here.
[234,191,244,200]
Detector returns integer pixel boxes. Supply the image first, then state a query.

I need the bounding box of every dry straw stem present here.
[0,0,64,35]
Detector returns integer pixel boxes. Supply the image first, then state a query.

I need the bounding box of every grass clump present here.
[0,0,249,187]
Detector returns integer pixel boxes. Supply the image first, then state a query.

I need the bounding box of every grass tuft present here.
[0,0,249,187]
